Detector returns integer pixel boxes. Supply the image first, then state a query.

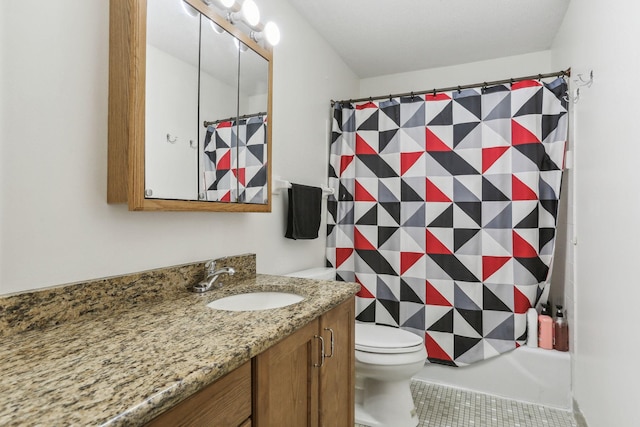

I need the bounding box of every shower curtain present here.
[202,114,268,203]
[326,78,568,366]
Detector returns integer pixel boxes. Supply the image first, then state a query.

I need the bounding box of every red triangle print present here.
[220,191,232,202]
[216,121,233,128]
[426,230,452,255]
[400,152,423,175]
[335,248,354,268]
[482,256,511,281]
[234,168,245,186]
[356,101,377,110]
[401,252,424,275]
[340,155,354,174]
[425,332,452,361]
[355,181,377,202]
[512,120,540,145]
[217,151,231,170]
[355,278,375,298]
[482,146,509,173]
[356,134,377,154]
[426,281,452,306]
[513,231,538,258]
[512,176,537,200]
[514,287,532,314]
[426,128,451,152]
[426,179,452,202]
[354,228,376,251]
[511,80,541,90]
[425,93,451,101]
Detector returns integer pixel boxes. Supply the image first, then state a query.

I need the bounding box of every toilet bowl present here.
[286,268,427,427]
[355,323,427,427]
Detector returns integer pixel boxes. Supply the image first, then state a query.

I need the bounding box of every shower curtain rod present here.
[330,68,571,106]
[203,111,267,127]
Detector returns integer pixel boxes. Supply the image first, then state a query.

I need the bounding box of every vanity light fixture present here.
[251,21,280,46]
[229,0,260,29]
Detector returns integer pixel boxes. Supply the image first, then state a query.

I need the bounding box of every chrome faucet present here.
[192,260,236,293]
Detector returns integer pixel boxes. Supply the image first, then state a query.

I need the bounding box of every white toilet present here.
[286,267,428,427]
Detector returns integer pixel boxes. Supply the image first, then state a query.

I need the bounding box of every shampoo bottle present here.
[554,305,569,351]
[538,303,554,350]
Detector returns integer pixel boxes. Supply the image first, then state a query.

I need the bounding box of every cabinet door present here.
[253,319,321,427]
[319,297,355,426]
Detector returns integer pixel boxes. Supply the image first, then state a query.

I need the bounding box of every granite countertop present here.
[0,274,359,426]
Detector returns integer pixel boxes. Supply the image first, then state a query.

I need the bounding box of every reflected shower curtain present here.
[202,114,268,203]
[326,78,568,366]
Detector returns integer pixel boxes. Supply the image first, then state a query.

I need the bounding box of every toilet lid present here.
[355,323,424,354]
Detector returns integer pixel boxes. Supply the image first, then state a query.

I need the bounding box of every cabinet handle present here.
[313,335,325,368]
[323,327,335,358]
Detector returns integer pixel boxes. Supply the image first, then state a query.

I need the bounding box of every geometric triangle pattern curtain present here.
[326,77,568,366]
[202,114,268,204]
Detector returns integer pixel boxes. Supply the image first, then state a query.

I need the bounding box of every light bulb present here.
[241,0,260,28]
[220,0,235,7]
[264,21,280,46]
[210,21,225,34]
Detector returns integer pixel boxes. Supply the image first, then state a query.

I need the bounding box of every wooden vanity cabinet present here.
[253,297,355,427]
[146,361,251,427]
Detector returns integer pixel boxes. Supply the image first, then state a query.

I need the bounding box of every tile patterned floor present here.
[356,380,577,427]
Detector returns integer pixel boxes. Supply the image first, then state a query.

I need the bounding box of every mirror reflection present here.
[144,0,270,204]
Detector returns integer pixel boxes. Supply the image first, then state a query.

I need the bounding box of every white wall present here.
[550,1,640,426]
[0,0,359,295]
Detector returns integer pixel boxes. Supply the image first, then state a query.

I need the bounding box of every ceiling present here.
[285,0,571,78]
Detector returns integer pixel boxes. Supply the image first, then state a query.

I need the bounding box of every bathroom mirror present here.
[107,0,272,212]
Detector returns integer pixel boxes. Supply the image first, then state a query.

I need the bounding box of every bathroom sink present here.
[206,291,304,311]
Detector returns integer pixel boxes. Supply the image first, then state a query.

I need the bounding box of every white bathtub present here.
[413,346,572,410]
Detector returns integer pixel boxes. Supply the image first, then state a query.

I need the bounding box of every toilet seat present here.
[355,323,424,354]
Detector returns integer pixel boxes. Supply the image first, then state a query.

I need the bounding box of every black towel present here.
[285,183,322,240]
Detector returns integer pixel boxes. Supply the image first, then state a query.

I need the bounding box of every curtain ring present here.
[432,89,436,97]
[410,91,414,99]
[457,86,461,94]
[538,74,542,81]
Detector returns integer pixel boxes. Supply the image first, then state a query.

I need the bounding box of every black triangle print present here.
[338,182,354,201]
[381,103,401,126]
[455,94,482,119]
[517,329,528,341]
[333,106,344,132]
[454,335,482,359]
[428,102,453,126]
[514,143,561,171]
[428,205,454,228]
[429,254,480,282]
[429,358,457,367]
[246,164,267,187]
[456,308,483,336]
[428,309,453,333]
[358,155,399,178]
[540,199,559,220]
[204,150,216,165]
[331,130,341,145]
[515,257,549,283]
[357,110,379,131]
[328,164,338,179]
[356,301,376,322]
[379,299,400,324]
[246,121,262,141]
[327,199,337,220]
[514,88,543,117]
[247,144,264,162]
[400,95,423,104]
[515,205,539,229]
[454,228,480,252]
[539,227,556,250]
[482,177,510,201]
[400,279,424,304]
[378,226,399,247]
[401,179,424,202]
[216,132,230,149]
[482,286,513,312]
[380,202,401,225]
[356,204,378,225]
[484,84,510,94]
[204,130,213,149]
[356,249,398,275]
[379,129,399,152]
[429,151,480,175]
[453,122,480,147]
[456,202,482,227]
[326,223,335,238]
[542,113,566,142]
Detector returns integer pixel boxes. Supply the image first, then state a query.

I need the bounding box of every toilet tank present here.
[286,267,336,281]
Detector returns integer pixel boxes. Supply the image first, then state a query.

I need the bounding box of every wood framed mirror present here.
[108,0,272,212]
